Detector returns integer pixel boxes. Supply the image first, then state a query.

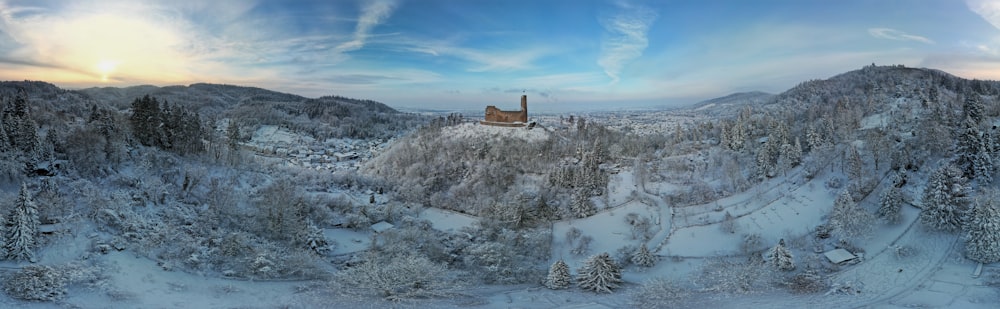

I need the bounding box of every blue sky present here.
[0,0,999,111]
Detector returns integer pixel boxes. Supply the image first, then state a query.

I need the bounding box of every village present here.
[239,123,391,171]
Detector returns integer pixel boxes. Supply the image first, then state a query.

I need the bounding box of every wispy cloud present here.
[968,0,1000,30]
[868,28,935,44]
[335,0,396,53]
[597,0,657,84]
[402,40,549,72]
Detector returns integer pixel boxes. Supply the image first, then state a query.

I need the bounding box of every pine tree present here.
[5,183,39,261]
[830,190,874,240]
[964,194,1000,263]
[920,165,969,232]
[571,189,597,218]
[303,224,330,255]
[577,252,622,293]
[957,118,986,179]
[878,186,904,224]
[847,146,864,181]
[964,94,985,125]
[767,239,795,271]
[544,260,571,289]
[631,244,656,267]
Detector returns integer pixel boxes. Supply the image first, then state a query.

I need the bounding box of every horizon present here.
[1,0,999,110]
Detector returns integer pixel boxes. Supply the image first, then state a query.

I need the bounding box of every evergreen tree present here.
[5,183,39,261]
[964,94,985,125]
[571,189,597,218]
[577,252,622,293]
[848,146,863,179]
[544,260,571,289]
[303,224,330,255]
[830,190,874,240]
[227,119,241,150]
[767,239,795,271]
[129,95,161,146]
[920,165,969,232]
[878,186,904,224]
[965,193,1000,263]
[631,244,656,267]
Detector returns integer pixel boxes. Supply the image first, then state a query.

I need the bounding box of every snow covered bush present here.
[720,211,737,234]
[629,278,690,308]
[571,235,593,256]
[695,257,773,295]
[740,233,763,254]
[963,192,1000,263]
[335,254,460,301]
[577,252,622,293]
[785,270,828,294]
[614,244,637,267]
[920,164,969,232]
[543,260,571,289]
[3,265,66,301]
[631,245,656,267]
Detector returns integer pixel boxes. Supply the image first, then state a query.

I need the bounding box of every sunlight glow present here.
[96,60,119,82]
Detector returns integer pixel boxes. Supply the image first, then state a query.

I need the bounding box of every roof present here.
[824,248,857,264]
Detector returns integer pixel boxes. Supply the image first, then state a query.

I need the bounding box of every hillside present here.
[1,65,1000,308]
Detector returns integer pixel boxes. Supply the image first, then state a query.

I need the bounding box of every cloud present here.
[335,0,396,53]
[868,28,935,44]
[968,0,1000,30]
[597,1,657,84]
[401,40,549,72]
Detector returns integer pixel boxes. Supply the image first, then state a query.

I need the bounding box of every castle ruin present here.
[481,95,528,127]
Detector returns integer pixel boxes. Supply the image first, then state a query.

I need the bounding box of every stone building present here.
[482,95,528,126]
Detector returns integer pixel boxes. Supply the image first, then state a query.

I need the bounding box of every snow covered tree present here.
[956,118,993,182]
[964,192,1000,263]
[920,165,969,232]
[5,183,39,261]
[878,186,904,224]
[766,239,795,271]
[631,244,656,267]
[829,190,874,240]
[302,224,330,255]
[544,260,571,289]
[571,189,597,218]
[964,94,985,125]
[577,252,622,293]
[755,143,774,180]
[847,146,864,181]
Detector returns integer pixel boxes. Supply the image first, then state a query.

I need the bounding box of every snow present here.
[824,249,857,264]
[370,221,394,233]
[441,122,550,143]
[420,207,478,232]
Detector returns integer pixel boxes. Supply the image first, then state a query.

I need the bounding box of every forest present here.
[0,64,999,307]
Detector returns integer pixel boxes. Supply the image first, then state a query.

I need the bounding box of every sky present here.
[0,0,999,111]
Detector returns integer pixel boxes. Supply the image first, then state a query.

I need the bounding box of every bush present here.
[630,278,690,308]
[785,271,828,294]
[334,254,461,301]
[4,265,66,301]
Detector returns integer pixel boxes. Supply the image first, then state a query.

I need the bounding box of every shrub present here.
[4,265,66,301]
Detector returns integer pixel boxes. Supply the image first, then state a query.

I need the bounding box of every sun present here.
[96,60,120,82]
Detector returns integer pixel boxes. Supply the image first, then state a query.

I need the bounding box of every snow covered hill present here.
[2,64,1000,308]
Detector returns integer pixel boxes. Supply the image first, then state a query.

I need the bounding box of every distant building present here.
[481,95,528,127]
